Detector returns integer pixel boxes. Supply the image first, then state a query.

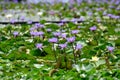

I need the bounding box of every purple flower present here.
[38,31,44,36]
[48,38,58,43]
[90,26,97,31]
[103,12,107,16]
[13,31,19,37]
[87,12,92,16]
[71,30,79,34]
[76,44,83,50]
[69,0,75,5]
[34,23,44,28]
[46,28,52,32]
[79,17,85,21]
[97,19,101,22]
[58,23,64,26]
[20,16,25,21]
[61,33,67,38]
[107,14,112,17]
[36,43,43,49]
[78,26,81,28]
[71,18,77,23]
[13,0,18,3]
[61,19,67,23]
[53,32,61,37]
[30,31,44,37]
[66,37,75,43]
[59,43,67,50]
[107,46,114,53]
[27,20,32,24]
[30,27,36,31]
[111,15,119,19]
[30,31,35,36]
[35,23,40,27]
[30,32,38,36]
[49,11,55,15]
[10,19,16,24]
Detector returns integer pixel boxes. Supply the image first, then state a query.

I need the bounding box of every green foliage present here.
[0,1,120,80]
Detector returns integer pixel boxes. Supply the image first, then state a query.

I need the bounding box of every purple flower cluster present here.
[66,37,75,43]
[48,38,58,43]
[27,20,32,24]
[53,32,61,37]
[29,23,45,37]
[49,11,55,15]
[58,23,64,26]
[107,46,114,53]
[76,44,83,50]
[46,28,52,32]
[59,43,67,50]
[10,19,16,24]
[107,14,120,19]
[89,26,97,31]
[61,33,67,39]
[13,31,19,37]
[35,23,44,28]
[30,31,44,37]
[71,30,79,34]
[36,43,43,49]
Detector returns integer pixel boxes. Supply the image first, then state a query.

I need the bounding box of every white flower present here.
[91,56,99,62]
[26,49,30,54]
[34,64,44,68]
[37,12,43,16]
[74,64,80,72]
[5,14,13,18]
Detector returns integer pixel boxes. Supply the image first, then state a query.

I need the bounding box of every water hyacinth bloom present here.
[89,26,97,31]
[76,44,83,50]
[48,38,58,43]
[87,12,92,16]
[61,33,67,38]
[35,23,44,28]
[30,31,44,36]
[77,0,82,5]
[69,0,75,5]
[59,43,67,50]
[38,31,44,36]
[107,14,112,17]
[71,18,77,23]
[35,23,41,27]
[27,20,32,24]
[79,17,85,21]
[20,16,25,21]
[30,31,35,36]
[46,28,52,32]
[53,32,61,37]
[107,46,114,53]
[78,26,81,28]
[111,15,119,19]
[13,0,18,3]
[36,43,43,49]
[49,11,55,15]
[30,27,36,31]
[10,19,16,24]
[30,32,38,36]
[66,37,75,43]
[71,30,79,34]
[61,19,67,23]
[58,23,64,26]
[13,31,19,37]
